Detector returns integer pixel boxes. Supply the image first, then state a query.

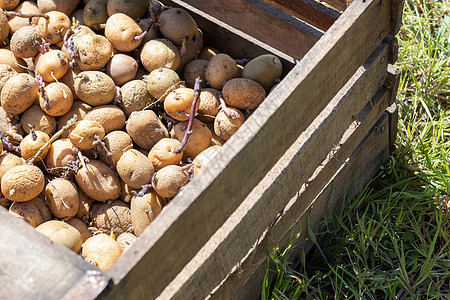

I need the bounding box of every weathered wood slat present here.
[258,0,340,31]
[233,112,391,299]
[164,0,322,60]
[158,44,389,298]
[103,1,392,299]
[0,208,108,300]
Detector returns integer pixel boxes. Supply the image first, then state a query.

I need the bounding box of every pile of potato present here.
[0,0,283,271]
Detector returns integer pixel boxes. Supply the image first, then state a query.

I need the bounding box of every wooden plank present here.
[160,50,390,298]
[321,0,353,12]
[0,208,108,300]
[228,112,391,299]
[258,0,341,31]
[103,1,392,299]
[390,0,405,35]
[165,0,323,60]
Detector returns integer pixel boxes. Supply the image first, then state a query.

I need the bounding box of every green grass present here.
[263,1,450,298]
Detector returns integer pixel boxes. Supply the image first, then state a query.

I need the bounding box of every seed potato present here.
[172,118,212,159]
[37,0,80,16]
[183,59,208,88]
[9,26,42,59]
[8,197,52,227]
[116,149,154,189]
[140,39,180,72]
[104,13,143,52]
[75,34,113,71]
[146,68,180,100]
[91,199,132,235]
[116,232,137,252]
[178,28,204,70]
[57,100,92,137]
[164,87,199,121]
[84,105,125,134]
[106,54,138,86]
[74,71,115,106]
[1,73,38,115]
[107,0,148,19]
[45,178,79,218]
[35,50,69,82]
[119,80,153,116]
[66,218,92,243]
[126,110,169,150]
[158,7,197,46]
[152,165,188,199]
[0,64,17,94]
[39,82,74,116]
[20,130,50,160]
[38,11,70,44]
[36,220,82,252]
[103,130,133,165]
[8,2,40,34]
[197,88,220,122]
[214,107,246,140]
[83,0,108,31]
[222,78,266,110]
[45,138,76,169]
[1,164,45,202]
[82,234,122,271]
[21,105,57,136]
[0,49,27,72]
[205,53,238,90]
[75,190,94,221]
[148,138,183,171]
[242,54,283,91]
[69,119,105,150]
[0,153,22,180]
[130,190,164,236]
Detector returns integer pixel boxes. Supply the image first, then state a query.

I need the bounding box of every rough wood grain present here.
[0,208,107,300]
[226,112,391,299]
[390,0,405,35]
[103,1,392,299]
[164,0,322,60]
[258,0,341,31]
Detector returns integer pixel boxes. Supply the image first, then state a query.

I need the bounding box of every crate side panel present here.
[104,1,392,299]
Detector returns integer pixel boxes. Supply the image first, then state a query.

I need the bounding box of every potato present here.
[104,13,143,52]
[66,218,92,243]
[1,73,38,115]
[70,9,84,25]
[198,47,220,61]
[35,50,70,82]
[183,59,208,88]
[172,119,212,159]
[0,8,8,44]
[20,130,50,160]
[178,28,204,70]
[74,71,116,106]
[116,232,137,252]
[39,82,74,116]
[146,68,181,100]
[37,0,80,16]
[140,39,180,72]
[83,0,108,31]
[91,200,132,235]
[103,130,133,165]
[60,69,81,99]
[75,34,113,71]
[116,149,154,189]
[197,88,220,122]
[36,220,82,252]
[8,1,40,34]
[214,108,246,140]
[1,165,44,202]
[38,11,70,44]
[205,53,238,90]
[138,18,160,44]
[130,190,164,236]
[192,145,222,177]
[158,8,197,46]
[0,49,27,72]
[152,165,188,199]
[45,178,79,218]
[45,138,76,169]
[9,26,41,59]
[148,138,183,171]
[82,234,122,271]
[76,160,121,202]
[84,105,125,134]
[106,54,138,86]
[126,110,169,150]
[57,100,92,137]
[0,64,18,94]
[9,197,51,227]
[21,105,57,136]
[0,153,22,180]
[107,0,148,19]
[69,119,105,150]
[120,181,138,204]
[164,87,199,122]
[75,190,94,221]
[119,80,153,116]
[242,54,283,91]
[222,78,266,110]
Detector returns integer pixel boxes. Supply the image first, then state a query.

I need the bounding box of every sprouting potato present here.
[222,78,266,110]
[9,197,52,228]
[74,71,116,106]
[172,118,212,159]
[178,29,204,70]
[20,130,50,161]
[164,87,199,121]
[91,200,132,235]
[106,54,138,86]
[214,108,246,140]
[83,0,108,31]
[138,18,160,44]
[84,105,125,134]
[75,160,121,202]
[69,119,105,150]
[66,218,92,243]
[242,54,283,91]
[119,80,154,116]
[45,178,79,218]
[57,100,92,137]
[148,138,183,171]
[152,165,188,199]
[37,0,80,16]
[103,130,133,165]
[1,165,45,202]
[116,149,154,189]
[35,50,70,83]
[39,82,74,117]
[120,181,139,204]
[158,7,197,46]
[183,59,208,89]
[198,47,220,61]
[205,53,238,90]
[9,26,42,59]
[197,88,220,122]
[140,39,180,73]
[8,2,40,34]
[1,73,38,115]
[104,13,143,52]
[45,138,76,169]
[38,11,71,44]
[116,232,137,252]
[126,110,169,150]
[21,105,57,136]
[60,69,81,99]
[130,190,164,236]
[75,34,113,71]
[70,8,85,25]
[36,220,82,253]
[82,234,122,271]
[146,68,181,101]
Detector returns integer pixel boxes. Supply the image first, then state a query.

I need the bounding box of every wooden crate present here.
[0,0,404,299]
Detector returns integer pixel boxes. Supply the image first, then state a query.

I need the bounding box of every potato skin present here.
[0,49,27,73]
[117,149,154,189]
[103,130,133,165]
[140,39,180,72]
[74,71,116,106]
[20,130,50,160]
[172,119,212,159]
[1,73,38,114]
[1,165,45,202]
[38,11,70,44]
[45,138,76,169]
[164,87,199,121]
[0,64,18,94]
[0,153,22,180]
[91,200,132,235]
[131,191,164,236]
[39,82,74,117]
[222,78,266,110]
[126,110,169,150]
[75,35,113,71]
[183,59,208,88]
[57,100,92,137]
[205,53,238,90]
[45,178,79,218]
[9,197,52,227]
[9,26,41,59]
[82,234,122,271]
[8,2,40,34]
[84,105,126,134]
[36,220,82,253]
[75,191,94,221]
[242,54,283,91]
[148,138,183,171]
[119,80,153,116]
[37,0,80,16]
[116,232,136,252]
[158,8,197,46]
[214,108,246,140]
[146,68,180,100]
[76,160,121,202]
[83,0,108,31]
[107,0,148,19]
[69,120,105,150]
[66,218,92,243]
[104,13,143,52]
[35,50,70,82]
[197,88,220,122]
[21,105,57,136]
[152,165,188,199]
[106,54,138,86]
